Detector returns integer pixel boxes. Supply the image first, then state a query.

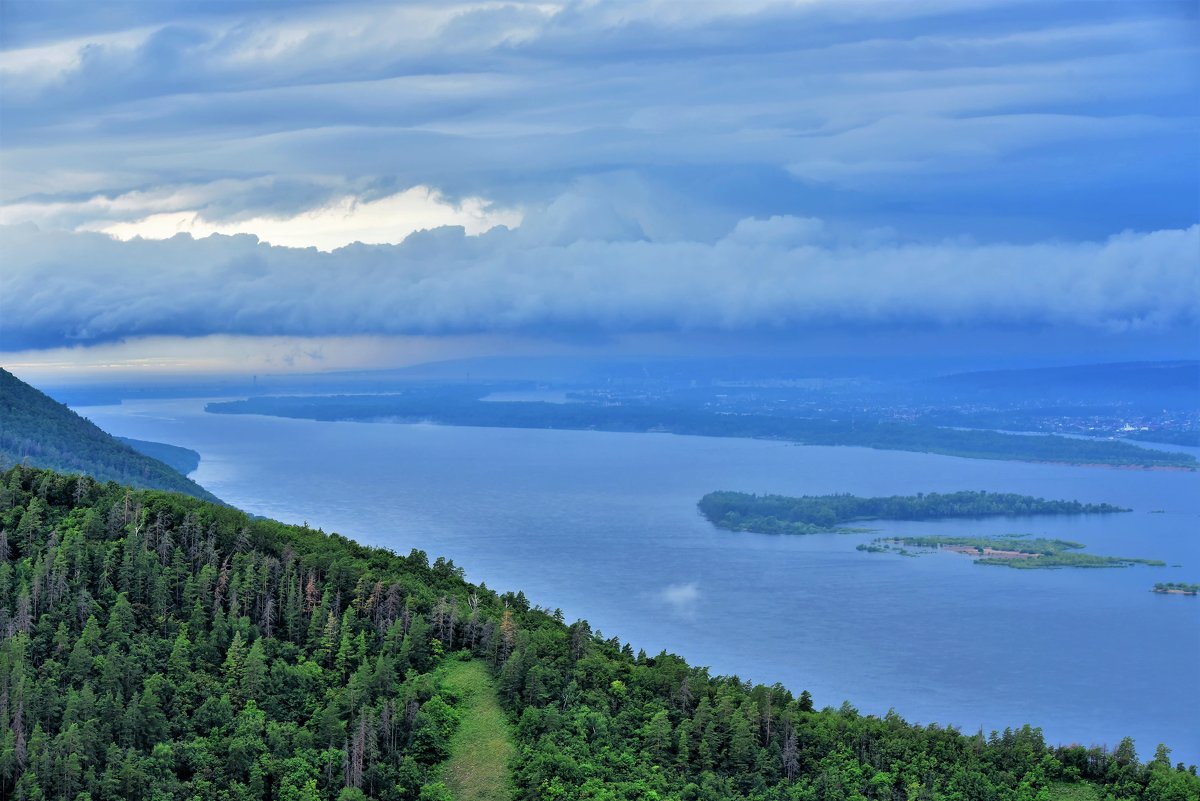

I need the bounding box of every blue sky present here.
[1,0,1197,378]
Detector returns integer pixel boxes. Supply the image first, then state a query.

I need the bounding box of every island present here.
[698,489,1130,536]
[857,535,1165,569]
[1153,582,1200,595]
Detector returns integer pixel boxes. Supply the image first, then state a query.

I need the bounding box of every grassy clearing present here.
[1047,782,1102,801]
[439,659,515,801]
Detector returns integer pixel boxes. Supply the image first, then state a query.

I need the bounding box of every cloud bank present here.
[1,1,1196,366]
[1,0,1196,241]
[2,206,1195,351]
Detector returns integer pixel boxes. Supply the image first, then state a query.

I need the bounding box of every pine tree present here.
[241,638,268,705]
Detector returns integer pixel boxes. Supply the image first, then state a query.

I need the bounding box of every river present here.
[78,397,1200,759]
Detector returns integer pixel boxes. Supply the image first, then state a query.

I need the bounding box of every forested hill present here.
[115,437,202,476]
[2,466,1196,801]
[0,368,218,503]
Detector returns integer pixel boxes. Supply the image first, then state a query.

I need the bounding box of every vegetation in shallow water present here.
[861,535,1166,570]
[1153,582,1200,595]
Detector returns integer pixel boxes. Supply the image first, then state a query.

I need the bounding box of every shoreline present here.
[1026,460,1196,472]
[206,405,1198,471]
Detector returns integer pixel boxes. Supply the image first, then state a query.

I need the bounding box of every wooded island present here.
[698,489,1129,536]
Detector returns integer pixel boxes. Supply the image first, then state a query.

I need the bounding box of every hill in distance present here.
[115,436,202,476]
[0,367,219,503]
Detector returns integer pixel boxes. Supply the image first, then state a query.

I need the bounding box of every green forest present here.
[1,466,1197,801]
[697,491,1128,536]
[0,369,217,503]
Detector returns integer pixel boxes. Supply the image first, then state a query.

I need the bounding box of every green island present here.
[1153,582,1200,596]
[698,489,1129,535]
[3,464,1196,800]
[858,535,1166,569]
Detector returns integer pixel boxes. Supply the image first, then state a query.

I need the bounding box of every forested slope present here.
[1,466,1196,801]
[0,369,218,502]
[115,437,202,476]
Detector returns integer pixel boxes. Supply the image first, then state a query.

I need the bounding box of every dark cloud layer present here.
[1,1,1197,364]
[2,0,1197,239]
[3,210,1196,351]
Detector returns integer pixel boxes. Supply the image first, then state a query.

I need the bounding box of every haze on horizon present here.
[1,0,1197,381]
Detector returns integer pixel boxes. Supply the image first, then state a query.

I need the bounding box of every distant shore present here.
[205,394,1200,471]
[1031,461,1196,472]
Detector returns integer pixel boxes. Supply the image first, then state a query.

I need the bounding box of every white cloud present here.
[0,26,154,92]
[84,186,522,250]
[658,582,702,617]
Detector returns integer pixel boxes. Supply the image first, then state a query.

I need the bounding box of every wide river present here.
[81,398,1200,759]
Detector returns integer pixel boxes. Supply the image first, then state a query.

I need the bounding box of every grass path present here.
[439,659,515,801]
[1047,783,1101,801]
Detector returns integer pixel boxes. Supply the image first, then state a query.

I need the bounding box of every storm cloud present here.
[1,1,1197,367]
[3,207,1195,351]
[2,1,1197,239]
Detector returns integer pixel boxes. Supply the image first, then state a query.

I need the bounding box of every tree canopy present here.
[1,466,1195,801]
[0,369,218,502]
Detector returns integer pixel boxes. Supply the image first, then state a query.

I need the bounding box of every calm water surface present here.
[80,398,1200,759]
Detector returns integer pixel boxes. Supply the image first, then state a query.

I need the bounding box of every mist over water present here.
[81,398,1200,759]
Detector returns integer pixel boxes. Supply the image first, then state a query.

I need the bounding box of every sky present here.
[1,0,1197,381]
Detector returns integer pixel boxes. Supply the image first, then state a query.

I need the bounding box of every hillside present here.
[1,465,1195,801]
[0,368,218,502]
[115,436,202,476]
